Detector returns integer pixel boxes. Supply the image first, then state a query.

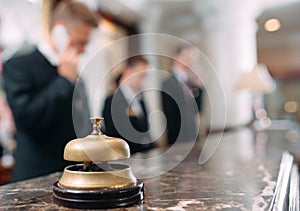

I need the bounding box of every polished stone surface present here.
[1,127,300,210]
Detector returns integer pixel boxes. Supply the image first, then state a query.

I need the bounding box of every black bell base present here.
[53,181,144,209]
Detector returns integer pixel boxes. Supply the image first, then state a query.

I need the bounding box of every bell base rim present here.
[53,181,144,209]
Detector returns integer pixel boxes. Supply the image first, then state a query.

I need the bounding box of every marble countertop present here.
[1,127,299,210]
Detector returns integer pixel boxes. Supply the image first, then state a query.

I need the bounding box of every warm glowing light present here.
[255,108,267,119]
[264,18,281,32]
[285,130,298,143]
[284,101,298,113]
[259,117,272,129]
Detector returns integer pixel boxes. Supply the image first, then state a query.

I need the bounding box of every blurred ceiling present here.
[97,0,300,47]
[1,0,300,57]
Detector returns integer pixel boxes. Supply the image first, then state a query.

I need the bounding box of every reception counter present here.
[1,127,299,210]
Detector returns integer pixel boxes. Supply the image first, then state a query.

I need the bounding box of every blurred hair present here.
[127,55,148,68]
[114,56,148,86]
[114,73,123,87]
[175,45,192,56]
[42,0,99,39]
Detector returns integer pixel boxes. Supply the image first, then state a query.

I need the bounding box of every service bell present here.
[53,117,144,209]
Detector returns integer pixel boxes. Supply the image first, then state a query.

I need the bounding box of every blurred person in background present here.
[161,45,203,145]
[3,0,98,182]
[102,56,155,154]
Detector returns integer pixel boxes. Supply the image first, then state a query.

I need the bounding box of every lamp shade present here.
[235,64,276,94]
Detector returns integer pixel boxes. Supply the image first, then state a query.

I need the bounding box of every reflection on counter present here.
[0,126,300,209]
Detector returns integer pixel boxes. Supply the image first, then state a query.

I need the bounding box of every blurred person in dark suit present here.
[161,46,203,145]
[3,0,98,182]
[102,56,155,154]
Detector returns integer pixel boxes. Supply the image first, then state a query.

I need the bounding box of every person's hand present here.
[57,39,79,84]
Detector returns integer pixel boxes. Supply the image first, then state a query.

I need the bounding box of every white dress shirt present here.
[37,41,59,66]
[119,85,144,117]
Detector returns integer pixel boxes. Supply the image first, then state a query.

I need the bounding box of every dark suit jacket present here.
[161,74,202,145]
[3,49,76,182]
[102,89,154,154]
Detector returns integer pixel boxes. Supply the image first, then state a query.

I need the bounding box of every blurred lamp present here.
[235,63,276,94]
[235,64,276,129]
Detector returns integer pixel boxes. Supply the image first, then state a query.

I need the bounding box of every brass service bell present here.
[53,117,144,209]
